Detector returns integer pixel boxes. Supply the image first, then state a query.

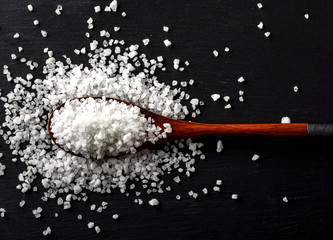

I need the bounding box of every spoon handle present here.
[163,122,333,141]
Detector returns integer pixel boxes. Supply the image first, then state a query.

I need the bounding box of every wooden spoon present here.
[47,97,333,157]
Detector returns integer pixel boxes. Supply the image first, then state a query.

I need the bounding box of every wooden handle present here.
[163,121,309,141]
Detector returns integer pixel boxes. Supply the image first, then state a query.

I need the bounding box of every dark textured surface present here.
[0,0,333,239]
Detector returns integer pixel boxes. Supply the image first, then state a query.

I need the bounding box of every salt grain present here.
[216,140,223,153]
[238,77,245,83]
[257,22,264,29]
[41,30,48,38]
[148,198,159,206]
[211,94,220,101]
[252,154,260,161]
[231,194,238,200]
[163,39,172,47]
[27,4,33,12]
[213,50,219,57]
[281,116,291,124]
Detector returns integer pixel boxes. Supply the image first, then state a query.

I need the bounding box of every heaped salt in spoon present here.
[48,97,172,159]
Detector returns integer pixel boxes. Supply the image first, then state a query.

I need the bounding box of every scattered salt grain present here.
[224,47,230,52]
[11,54,17,60]
[54,213,58,217]
[252,154,260,161]
[224,104,231,109]
[95,226,101,234]
[304,14,309,20]
[148,198,159,206]
[0,208,6,218]
[216,140,223,153]
[238,77,245,83]
[94,6,101,13]
[163,39,172,47]
[213,50,219,57]
[110,0,118,12]
[163,26,169,32]
[293,86,298,92]
[18,47,23,52]
[42,227,51,236]
[27,4,33,12]
[231,194,238,200]
[33,20,39,26]
[202,188,208,194]
[213,186,220,192]
[173,176,181,183]
[41,30,48,38]
[13,33,20,39]
[216,180,223,186]
[112,214,119,220]
[55,5,63,15]
[19,200,25,208]
[257,22,264,29]
[121,12,127,17]
[142,38,150,46]
[223,96,230,102]
[281,116,291,124]
[264,32,271,38]
[87,222,95,229]
[282,197,288,203]
[114,26,120,32]
[77,214,82,220]
[257,3,263,9]
[211,94,220,101]
[176,195,181,200]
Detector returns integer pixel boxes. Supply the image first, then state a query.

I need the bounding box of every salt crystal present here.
[163,39,172,47]
[27,4,33,11]
[216,140,223,153]
[211,94,220,101]
[252,154,260,161]
[231,194,238,200]
[281,116,291,124]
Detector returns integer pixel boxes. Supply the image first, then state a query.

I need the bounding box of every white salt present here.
[231,194,238,200]
[252,154,260,161]
[216,140,223,153]
[164,39,172,47]
[281,116,291,124]
[211,94,220,101]
[148,198,159,206]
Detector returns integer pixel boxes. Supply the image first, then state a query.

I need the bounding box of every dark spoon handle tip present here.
[308,124,333,137]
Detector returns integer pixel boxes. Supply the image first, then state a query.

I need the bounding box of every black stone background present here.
[0,0,332,239]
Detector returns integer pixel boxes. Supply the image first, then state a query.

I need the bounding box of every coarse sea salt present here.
[50,97,171,159]
[281,116,291,124]
[1,1,208,226]
[211,94,221,101]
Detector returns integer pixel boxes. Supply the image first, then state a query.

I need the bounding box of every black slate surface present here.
[0,0,333,239]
